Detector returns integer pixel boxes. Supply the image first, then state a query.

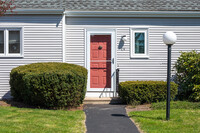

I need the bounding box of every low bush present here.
[190,85,200,102]
[10,62,87,108]
[118,81,178,105]
[175,51,200,102]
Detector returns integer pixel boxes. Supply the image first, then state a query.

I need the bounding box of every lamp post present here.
[163,31,177,120]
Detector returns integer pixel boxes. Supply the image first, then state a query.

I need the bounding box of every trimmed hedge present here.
[119,81,178,105]
[10,62,87,108]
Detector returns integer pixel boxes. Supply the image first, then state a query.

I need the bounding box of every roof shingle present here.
[14,0,200,11]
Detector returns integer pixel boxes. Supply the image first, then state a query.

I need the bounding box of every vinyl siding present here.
[65,28,85,66]
[117,27,200,81]
[65,17,200,82]
[0,15,63,99]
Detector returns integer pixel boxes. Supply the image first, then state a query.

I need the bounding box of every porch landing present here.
[83,97,123,104]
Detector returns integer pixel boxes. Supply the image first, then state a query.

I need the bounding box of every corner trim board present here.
[62,12,66,62]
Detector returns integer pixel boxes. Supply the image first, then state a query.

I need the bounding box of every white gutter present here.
[65,11,200,18]
[5,10,200,17]
[6,9,64,15]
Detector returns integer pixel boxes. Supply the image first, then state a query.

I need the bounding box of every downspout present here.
[62,11,66,62]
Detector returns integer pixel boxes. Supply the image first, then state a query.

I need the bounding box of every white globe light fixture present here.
[163,31,177,121]
[122,35,128,42]
[163,31,177,45]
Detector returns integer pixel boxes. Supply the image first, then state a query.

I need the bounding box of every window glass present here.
[0,31,4,53]
[135,33,145,54]
[9,31,20,53]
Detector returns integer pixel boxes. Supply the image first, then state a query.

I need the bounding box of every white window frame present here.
[130,28,149,58]
[0,27,24,57]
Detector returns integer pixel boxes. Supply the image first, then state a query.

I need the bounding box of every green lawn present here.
[129,101,200,133]
[0,106,85,133]
[151,101,200,110]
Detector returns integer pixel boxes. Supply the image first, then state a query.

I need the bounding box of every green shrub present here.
[10,62,87,108]
[190,85,200,102]
[175,51,200,102]
[118,81,178,105]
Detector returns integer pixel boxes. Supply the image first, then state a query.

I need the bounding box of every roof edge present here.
[65,11,200,17]
[6,9,64,15]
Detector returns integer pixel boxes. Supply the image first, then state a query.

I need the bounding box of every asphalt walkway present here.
[84,104,140,133]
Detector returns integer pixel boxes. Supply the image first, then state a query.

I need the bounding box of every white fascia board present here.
[6,9,64,15]
[65,11,200,18]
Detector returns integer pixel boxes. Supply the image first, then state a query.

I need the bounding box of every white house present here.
[1,0,200,99]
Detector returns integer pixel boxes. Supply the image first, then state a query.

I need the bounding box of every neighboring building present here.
[1,0,200,98]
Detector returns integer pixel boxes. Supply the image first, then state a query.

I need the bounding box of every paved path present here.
[84,104,140,133]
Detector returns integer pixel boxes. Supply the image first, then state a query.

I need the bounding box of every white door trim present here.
[86,28,116,97]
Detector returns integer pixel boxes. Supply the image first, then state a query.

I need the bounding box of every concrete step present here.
[83,97,124,104]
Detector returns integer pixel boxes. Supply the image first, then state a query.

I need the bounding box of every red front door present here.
[90,35,111,88]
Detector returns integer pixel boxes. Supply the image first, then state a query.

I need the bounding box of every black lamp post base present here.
[166,45,171,120]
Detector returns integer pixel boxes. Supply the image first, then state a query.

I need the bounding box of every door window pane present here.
[9,31,20,53]
[135,33,145,54]
[0,31,4,53]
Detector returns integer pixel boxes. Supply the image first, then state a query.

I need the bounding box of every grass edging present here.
[125,106,144,133]
[84,112,87,133]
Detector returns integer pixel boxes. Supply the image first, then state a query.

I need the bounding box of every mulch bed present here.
[0,99,83,111]
[0,100,11,107]
[126,104,151,113]
[0,99,38,108]
[1,99,150,112]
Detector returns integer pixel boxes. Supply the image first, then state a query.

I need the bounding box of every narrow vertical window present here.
[135,33,145,54]
[9,30,20,54]
[0,31,4,54]
[131,28,149,58]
